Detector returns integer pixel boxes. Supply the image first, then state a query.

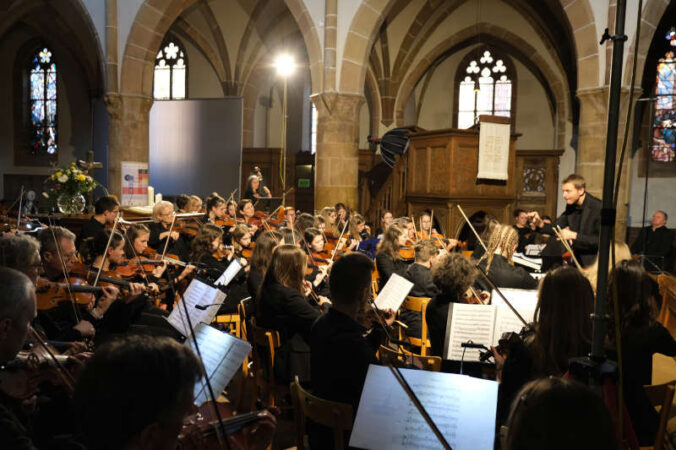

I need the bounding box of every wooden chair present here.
[398,296,432,355]
[249,318,284,407]
[238,298,253,377]
[289,376,354,450]
[213,313,240,338]
[656,274,676,332]
[641,380,676,450]
[378,345,441,372]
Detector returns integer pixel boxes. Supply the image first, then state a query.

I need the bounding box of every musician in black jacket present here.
[375,225,409,290]
[476,224,538,291]
[528,174,602,267]
[403,239,440,338]
[630,210,674,272]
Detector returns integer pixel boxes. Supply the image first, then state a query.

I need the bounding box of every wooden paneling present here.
[514,149,564,219]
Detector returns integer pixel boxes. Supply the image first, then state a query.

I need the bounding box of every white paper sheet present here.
[444,303,496,362]
[375,273,414,311]
[350,365,498,450]
[187,323,252,406]
[215,259,243,287]
[477,119,510,180]
[168,279,226,337]
[491,288,537,346]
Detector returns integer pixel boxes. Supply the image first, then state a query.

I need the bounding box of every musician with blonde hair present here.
[477,224,538,290]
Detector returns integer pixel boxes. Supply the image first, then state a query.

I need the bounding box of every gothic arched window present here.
[153,39,187,100]
[456,48,514,129]
[651,27,676,162]
[29,47,57,155]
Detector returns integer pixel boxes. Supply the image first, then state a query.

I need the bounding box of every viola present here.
[239,243,255,260]
[179,401,268,450]
[35,276,102,310]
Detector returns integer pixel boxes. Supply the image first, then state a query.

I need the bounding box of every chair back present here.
[643,380,676,450]
[250,318,282,407]
[399,296,432,355]
[378,345,441,372]
[656,274,676,330]
[213,313,240,338]
[289,376,354,450]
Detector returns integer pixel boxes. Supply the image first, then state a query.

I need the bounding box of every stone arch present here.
[624,0,672,86]
[393,26,568,146]
[364,67,382,135]
[561,0,600,89]
[338,0,397,94]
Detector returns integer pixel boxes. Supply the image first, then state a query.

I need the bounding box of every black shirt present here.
[425,291,463,358]
[76,216,105,250]
[375,252,409,291]
[476,254,539,291]
[404,263,439,298]
[513,225,533,253]
[147,222,190,261]
[631,226,674,272]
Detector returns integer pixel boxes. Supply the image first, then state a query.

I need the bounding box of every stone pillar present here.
[105,93,153,198]
[576,87,638,238]
[311,92,364,210]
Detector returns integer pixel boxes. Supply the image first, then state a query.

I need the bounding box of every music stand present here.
[253,197,282,213]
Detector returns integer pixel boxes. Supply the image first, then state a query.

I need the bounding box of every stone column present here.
[311,92,364,210]
[105,93,153,198]
[576,87,638,238]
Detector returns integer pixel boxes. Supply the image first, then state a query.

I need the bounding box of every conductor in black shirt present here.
[76,195,119,250]
[631,210,674,272]
[528,174,602,267]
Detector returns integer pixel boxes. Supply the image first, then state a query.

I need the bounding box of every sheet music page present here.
[350,365,498,450]
[215,259,242,287]
[187,323,252,406]
[374,273,414,311]
[167,279,226,336]
[444,304,496,362]
[491,288,537,346]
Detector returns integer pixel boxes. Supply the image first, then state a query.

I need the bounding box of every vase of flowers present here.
[43,162,98,215]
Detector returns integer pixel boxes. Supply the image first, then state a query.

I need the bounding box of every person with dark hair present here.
[606,260,676,445]
[310,253,394,448]
[73,335,276,450]
[426,253,478,357]
[504,377,617,450]
[296,213,316,234]
[76,195,120,250]
[630,210,673,272]
[256,245,331,382]
[243,174,271,200]
[513,208,533,253]
[175,193,190,213]
[247,230,282,303]
[203,193,227,224]
[335,203,349,229]
[375,225,409,290]
[492,266,593,427]
[280,207,296,228]
[528,174,602,267]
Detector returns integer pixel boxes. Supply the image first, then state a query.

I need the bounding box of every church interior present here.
[0,0,675,448]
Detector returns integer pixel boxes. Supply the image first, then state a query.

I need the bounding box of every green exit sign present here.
[298,178,310,188]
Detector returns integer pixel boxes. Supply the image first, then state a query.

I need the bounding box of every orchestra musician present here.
[225,200,238,220]
[186,195,203,213]
[335,203,349,229]
[476,224,538,290]
[256,245,331,383]
[402,240,441,339]
[280,207,296,228]
[513,209,534,253]
[303,227,331,296]
[76,195,120,251]
[376,210,393,239]
[393,217,416,242]
[419,211,458,252]
[243,174,271,200]
[527,174,602,267]
[319,206,338,234]
[314,215,327,233]
[236,199,259,236]
[247,230,282,304]
[148,201,191,261]
[203,193,227,224]
[375,225,410,290]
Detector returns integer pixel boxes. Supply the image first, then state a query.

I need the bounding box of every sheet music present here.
[168,279,226,337]
[444,304,495,362]
[350,365,498,450]
[215,259,242,287]
[375,273,414,311]
[187,323,252,406]
[491,288,537,346]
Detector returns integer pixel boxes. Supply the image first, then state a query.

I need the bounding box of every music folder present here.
[350,364,498,449]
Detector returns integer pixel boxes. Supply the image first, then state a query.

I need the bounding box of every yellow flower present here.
[77,174,86,181]
[56,171,62,177]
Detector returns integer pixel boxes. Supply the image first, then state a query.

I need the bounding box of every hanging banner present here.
[120,161,149,206]
[477,115,511,181]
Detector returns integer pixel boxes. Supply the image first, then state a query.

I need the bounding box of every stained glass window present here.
[457,49,512,129]
[29,47,57,155]
[154,40,187,100]
[651,27,676,162]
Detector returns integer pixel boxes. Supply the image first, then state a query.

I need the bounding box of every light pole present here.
[274,53,295,206]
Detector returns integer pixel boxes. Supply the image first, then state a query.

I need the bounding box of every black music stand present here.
[253,197,282,213]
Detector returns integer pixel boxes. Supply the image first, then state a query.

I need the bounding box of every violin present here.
[114,259,166,278]
[176,221,200,237]
[141,247,185,267]
[35,276,102,310]
[462,286,490,305]
[213,245,233,261]
[239,243,255,260]
[213,214,237,229]
[179,401,269,449]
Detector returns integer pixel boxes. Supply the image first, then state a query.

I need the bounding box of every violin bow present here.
[225,188,238,205]
[456,205,528,327]
[553,226,583,271]
[28,326,76,394]
[121,231,154,292]
[457,205,488,253]
[411,215,418,241]
[430,210,435,238]
[92,213,120,288]
[383,358,452,450]
[329,219,350,263]
[16,186,25,229]
[160,211,177,262]
[45,216,83,323]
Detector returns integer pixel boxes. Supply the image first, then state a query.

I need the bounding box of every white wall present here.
[183,39,223,98]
